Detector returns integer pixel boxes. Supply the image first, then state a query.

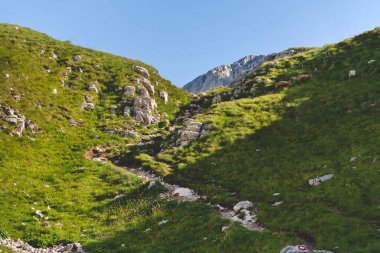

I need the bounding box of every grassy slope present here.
[0,24,297,253]
[145,28,380,252]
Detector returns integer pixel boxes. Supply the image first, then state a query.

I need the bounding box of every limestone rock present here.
[349,69,356,78]
[124,86,136,96]
[212,95,222,104]
[308,174,333,186]
[159,90,169,103]
[123,106,131,117]
[73,55,82,61]
[184,48,307,93]
[88,84,98,93]
[133,65,149,78]
[133,96,159,125]
[137,85,150,97]
[233,201,253,212]
[82,102,94,111]
[142,80,154,95]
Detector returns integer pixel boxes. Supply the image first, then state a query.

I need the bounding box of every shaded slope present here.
[137,27,380,252]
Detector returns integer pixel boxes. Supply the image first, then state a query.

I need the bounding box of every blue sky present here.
[0,0,379,86]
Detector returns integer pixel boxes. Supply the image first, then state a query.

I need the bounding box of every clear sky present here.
[0,0,379,86]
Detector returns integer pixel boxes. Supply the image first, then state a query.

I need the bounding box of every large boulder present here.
[133,65,149,78]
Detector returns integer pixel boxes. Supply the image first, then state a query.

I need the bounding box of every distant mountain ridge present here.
[183,48,309,93]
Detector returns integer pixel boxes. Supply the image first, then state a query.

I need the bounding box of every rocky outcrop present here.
[133,96,159,125]
[0,238,87,253]
[0,105,38,136]
[137,86,150,97]
[183,55,266,93]
[133,65,149,78]
[184,48,310,93]
[124,86,135,96]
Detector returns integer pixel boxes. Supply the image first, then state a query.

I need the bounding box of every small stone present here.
[35,210,44,218]
[73,55,82,61]
[158,219,168,225]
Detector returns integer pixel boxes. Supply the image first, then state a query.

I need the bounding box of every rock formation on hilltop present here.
[183,48,309,93]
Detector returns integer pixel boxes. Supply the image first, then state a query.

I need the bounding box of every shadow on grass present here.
[163,76,380,252]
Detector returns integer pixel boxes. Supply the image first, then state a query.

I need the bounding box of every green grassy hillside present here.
[132,28,380,252]
[0,24,299,252]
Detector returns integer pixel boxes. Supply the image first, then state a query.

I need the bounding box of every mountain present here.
[183,48,311,93]
[0,23,379,253]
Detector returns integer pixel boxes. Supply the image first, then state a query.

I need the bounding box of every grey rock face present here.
[183,55,266,93]
[184,48,306,93]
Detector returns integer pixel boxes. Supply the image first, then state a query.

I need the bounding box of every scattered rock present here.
[350,156,357,162]
[82,102,94,111]
[280,245,309,253]
[0,238,87,253]
[0,105,38,136]
[172,188,196,198]
[158,219,168,226]
[88,84,98,93]
[35,210,44,218]
[368,59,376,64]
[53,88,58,94]
[308,174,333,186]
[5,73,10,79]
[73,55,82,62]
[126,129,139,139]
[273,193,281,196]
[83,94,92,103]
[233,201,253,212]
[113,194,124,200]
[348,69,356,78]
[222,226,229,232]
[148,180,157,189]
[212,95,222,104]
[159,90,169,103]
[133,65,149,78]
[272,201,283,206]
